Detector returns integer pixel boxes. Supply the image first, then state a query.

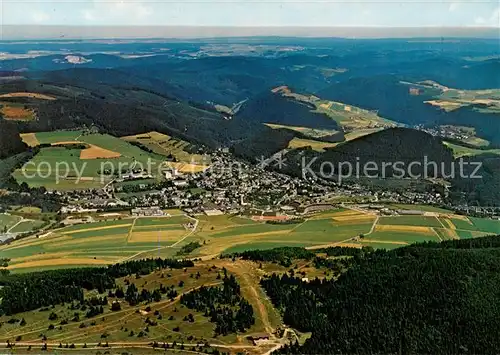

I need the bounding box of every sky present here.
[0,0,499,28]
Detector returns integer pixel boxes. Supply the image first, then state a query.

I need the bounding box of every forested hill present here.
[279,127,455,179]
[0,76,296,156]
[237,90,341,131]
[0,121,27,159]
[263,235,500,354]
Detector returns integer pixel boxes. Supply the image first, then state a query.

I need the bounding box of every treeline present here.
[0,121,27,159]
[450,155,500,206]
[176,241,202,256]
[181,270,255,336]
[224,246,370,267]
[317,245,374,257]
[263,237,500,354]
[409,234,500,249]
[0,258,193,315]
[224,247,317,267]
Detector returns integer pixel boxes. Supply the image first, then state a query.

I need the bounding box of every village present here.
[53,150,445,220]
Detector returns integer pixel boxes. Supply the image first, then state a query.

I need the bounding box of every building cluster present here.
[51,151,444,218]
[414,124,480,143]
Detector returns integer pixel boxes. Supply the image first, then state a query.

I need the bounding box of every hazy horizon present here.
[1,25,499,40]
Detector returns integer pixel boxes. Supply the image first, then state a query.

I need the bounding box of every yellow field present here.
[424,100,463,111]
[287,137,337,152]
[128,230,187,243]
[0,235,73,251]
[362,239,409,245]
[375,224,435,235]
[439,228,459,240]
[51,141,81,146]
[80,145,122,160]
[20,133,40,147]
[44,235,126,249]
[7,258,110,269]
[307,242,363,250]
[9,252,72,265]
[65,223,132,234]
[442,218,456,230]
[0,92,56,100]
[196,231,292,255]
[442,214,470,222]
[51,141,122,160]
[121,131,210,168]
[0,105,35,121]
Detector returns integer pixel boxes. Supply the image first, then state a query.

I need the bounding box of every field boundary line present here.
[126,217,138,243]
[366,215,379,236]
[118,215,199,262]
[431,227,443,241]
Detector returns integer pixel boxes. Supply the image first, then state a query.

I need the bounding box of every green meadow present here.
[14,132,166,190]
[365,231,440,244]
[0,216,192,269]
[378,216,443,227]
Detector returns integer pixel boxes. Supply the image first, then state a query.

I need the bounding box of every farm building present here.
[132,207,164,217]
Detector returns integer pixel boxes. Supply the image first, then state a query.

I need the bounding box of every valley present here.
[0,36,499,354]
[2,205,500,273]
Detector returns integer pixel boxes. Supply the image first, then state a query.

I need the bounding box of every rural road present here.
[118,214,199,263]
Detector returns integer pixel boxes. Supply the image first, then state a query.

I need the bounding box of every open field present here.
[0,259,285,354]
[463,136,491,147]
[388,204,454,213]
[194,210,500,254]
[0,103,35,121]
[287,137,337,152]
[315,99,396,130]
[364,230,440,244]
[443,141,500,158]
[403,80,500,114]
[121,131,210,168]
[31,130,84,145]
[0,213,21,232]
[374,224,435,235]
[14,132,166,190]
[0,216,193,270]
[4,207,500,269]
[19,133,40,147]
[265,123,340,139]
[188,210,376,256]
[378,216,443,227]
[0,92,56,100]
[273,86,395,132]
[79,145,122,160]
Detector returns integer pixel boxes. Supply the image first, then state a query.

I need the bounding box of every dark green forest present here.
[261,236,500,354]
[0,258,193,315]
[181,269,255,336]
[0,121,27,160]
